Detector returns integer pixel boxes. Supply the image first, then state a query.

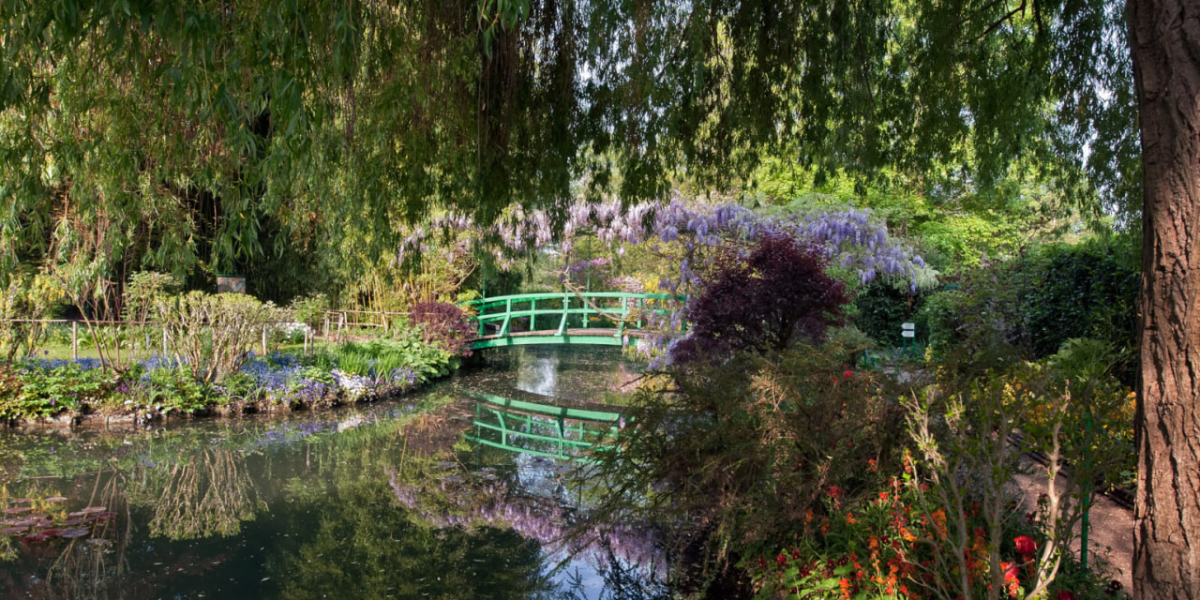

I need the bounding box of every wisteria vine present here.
[396,194,931,293]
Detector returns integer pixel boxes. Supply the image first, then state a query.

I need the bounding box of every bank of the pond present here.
[1,337,468,429]
[0,346,674,600]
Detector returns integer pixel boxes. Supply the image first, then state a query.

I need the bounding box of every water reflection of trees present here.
[269,472,555,600]
[0,468,135,600]
[129,448,262,540]
[388,449,672,598]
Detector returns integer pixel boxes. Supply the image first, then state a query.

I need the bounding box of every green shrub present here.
[0,364,115,420]
[146,366,210,415]
[922,237,1138,380]
[332,335,453,382]
[156,292,282,383]
[853,281,928,348]
[288,292,328,331]
[598,341,908,564]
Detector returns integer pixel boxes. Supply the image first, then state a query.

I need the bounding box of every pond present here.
[0,347,671,600]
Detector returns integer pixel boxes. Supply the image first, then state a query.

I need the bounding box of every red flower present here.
[1002,562,1020,597]
[1014,535,1038,556]
[1057,591,1078,600]
[844,370,854,378]
[778,553,788,568]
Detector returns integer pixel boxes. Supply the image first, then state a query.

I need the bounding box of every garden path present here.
[1013,455,1134,597]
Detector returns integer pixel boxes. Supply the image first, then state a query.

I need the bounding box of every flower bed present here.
[0,337,462,425]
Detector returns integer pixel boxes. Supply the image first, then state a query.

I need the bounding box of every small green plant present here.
[0,364,115,420]
[147,367,210,415]
[288,293,328,331]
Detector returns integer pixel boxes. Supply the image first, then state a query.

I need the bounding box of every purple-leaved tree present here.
[669,233,849,365]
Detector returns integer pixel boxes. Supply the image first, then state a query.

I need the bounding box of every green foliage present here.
[922,237,1139,380]
[1021,240,1139,371]
[0,274,66,364]
[147,367,211,415]
[853,281,928,348]
[0,0,1136,305]
[332,335,453,382]
[123,272,180,323]
[899,358,1132,600]
[0,364,114,420]
[288,293,328,331]
[597,340,908,564]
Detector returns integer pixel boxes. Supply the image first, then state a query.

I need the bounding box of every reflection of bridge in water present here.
[462,292,685,351]
[464,390,624,462]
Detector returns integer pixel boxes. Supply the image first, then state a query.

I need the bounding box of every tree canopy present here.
[0,0,1137,287]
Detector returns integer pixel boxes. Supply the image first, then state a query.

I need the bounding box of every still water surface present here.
[0,347,665,599]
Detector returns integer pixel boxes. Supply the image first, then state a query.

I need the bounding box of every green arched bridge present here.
[464,391,624,462]
[462,292,685,351]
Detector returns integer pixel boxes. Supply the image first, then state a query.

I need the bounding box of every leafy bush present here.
[288,292,328,331]
[670,233,849,364]
[599,340,907,564]
[0,364,115,420]
[922,237,1138,380]
[0,274,65,363]
[156,292,282,383]
[1022,240,1138,379]
[332,335,453,382]
[408,301,475,357]
[146,366,210,415]
[750,467,1125,600]
[853,280,928,348]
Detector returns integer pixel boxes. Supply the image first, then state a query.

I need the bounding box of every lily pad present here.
[3,507,30,515]
[57,527,89,539]
[20,533,48,543]
[0,527,28,535]
[9,498,32,504]
[44,497,67,503]
[79,506,106,514]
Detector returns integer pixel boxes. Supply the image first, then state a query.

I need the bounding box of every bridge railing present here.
[461,292,685,339]
[464,391,623,462]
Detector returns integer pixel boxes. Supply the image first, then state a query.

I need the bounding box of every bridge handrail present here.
[463,291,684,310]
[468,391,623,422]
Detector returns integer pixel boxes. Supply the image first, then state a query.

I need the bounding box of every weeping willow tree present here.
[0,0,1136,292]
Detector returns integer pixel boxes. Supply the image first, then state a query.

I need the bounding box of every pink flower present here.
[1057,591,1077,600]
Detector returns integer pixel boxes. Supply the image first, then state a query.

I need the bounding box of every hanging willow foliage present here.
[0,0,1136,292]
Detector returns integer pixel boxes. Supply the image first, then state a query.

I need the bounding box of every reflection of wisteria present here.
[387,469,666,579]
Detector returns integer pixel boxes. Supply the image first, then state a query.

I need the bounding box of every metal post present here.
[1082,409,1092,570]
[71,321,78,360]
[530,299,536,331]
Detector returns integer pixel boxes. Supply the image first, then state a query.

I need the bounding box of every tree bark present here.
[1129,0,1200,597]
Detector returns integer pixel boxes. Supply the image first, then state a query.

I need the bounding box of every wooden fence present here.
[0,310,411,361]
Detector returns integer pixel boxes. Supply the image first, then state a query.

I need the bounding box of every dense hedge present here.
[922,236,1139,379]
[852,282,928,348]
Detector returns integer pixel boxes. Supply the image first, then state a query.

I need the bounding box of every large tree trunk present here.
[1129,0,1200,597]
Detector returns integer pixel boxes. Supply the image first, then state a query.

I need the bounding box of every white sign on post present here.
[901,322,915,338]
